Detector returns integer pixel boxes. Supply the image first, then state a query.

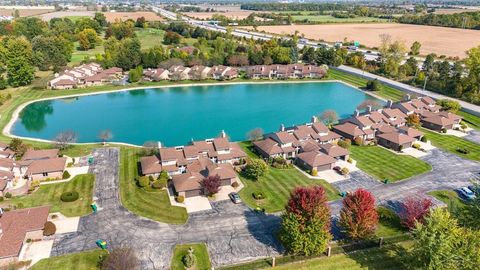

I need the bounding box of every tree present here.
[98,130,112,145]
[202,175,221,196]
[101,248,139,270]
[43,221,56,236]
[182,247,197,268]
[244,159,268,180]
[399,195,432,229]
[339,189,378,240]
[319,110,338,125]
[8,138,28,157]
[163,31,182,45]
[94,12,107,27]
[7,57,34,87]
[227,54,249,66]
[32,35,73,71]
[465,45,480,96]
[105,21,136,40]
[366,79,382,91]
[406,114,421,128]
[128,66,143,83]
[410,41,421,55]
[54,130,78,150]
[77,28,98,50]
[436,99,461,113]
[279,186,332,255]
[356,100,382,111]
[246,128,264,141]
[135,17,146,28]
[410,208,461,270]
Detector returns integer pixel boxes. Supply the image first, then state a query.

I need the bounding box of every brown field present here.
[0,8,53,17]
[434,8,480,14]
[249,23,480,58]
[184,11,259,20]
[103,11,163,22]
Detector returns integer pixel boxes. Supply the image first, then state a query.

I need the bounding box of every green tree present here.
[106,21,136,40]
[94,12,107,27]
[77,28,98,50]
[410,41,421,55]
[244,159,268,180]
[7,57,34,87]
[279,186,332,256]
[465,45,480,96]
[436,99,461,113]
[128,66,143,83]
[32,35,73,70]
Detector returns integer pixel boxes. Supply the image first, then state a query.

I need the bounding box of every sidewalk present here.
[335,65,480,117]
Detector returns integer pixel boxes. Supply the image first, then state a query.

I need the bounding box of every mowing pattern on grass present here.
[119,147,188,224]
[327,69,405,102]
[30,250,107,270]
[171,243,211,270]
[428,190,467,210]
[422,129,480,162]
[349,145,431,182]
[457,111,480,130]
[239,142,340,213]
[3,174,94,217]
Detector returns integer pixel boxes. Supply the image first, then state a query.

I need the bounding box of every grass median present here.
[349,145,431,182]
[30,249,107,270]
[422,129,480,162]
[171,243,211,270]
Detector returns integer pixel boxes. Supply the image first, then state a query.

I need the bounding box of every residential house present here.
[397,126,424,140]
[0,143,14,159]
[0,206,50,266]
[208,65,238,80]
[333,122,373,142]
[319,143,349,160]
[143,68,170,81]
[421,115,455,131]
[25,157,67,181]
[376,132,416,151]
[169,65,191,81]
[188,65,211,80]
[295,151,337,172]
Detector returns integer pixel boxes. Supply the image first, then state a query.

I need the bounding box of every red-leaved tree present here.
[399,195,433,229]
[202,175,221,196]
[279,186,332,255]
[339,189,379,240]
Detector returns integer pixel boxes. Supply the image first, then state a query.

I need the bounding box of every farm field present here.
[38,11,95,21]
[247,23,480,58]
[103,11,163,22]
[0,7,53,17]
[291,14,387,23]
[433,8,480,14]
[184,11,259,20]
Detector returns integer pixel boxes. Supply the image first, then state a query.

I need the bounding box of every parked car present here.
[468,185,479,195]
[229,192,242,204]
[333,166,341,173]
[457,187,476,200]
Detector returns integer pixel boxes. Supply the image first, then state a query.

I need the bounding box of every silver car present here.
[229,192,242,204]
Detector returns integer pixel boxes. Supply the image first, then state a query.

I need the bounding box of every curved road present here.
[51,147,480,269]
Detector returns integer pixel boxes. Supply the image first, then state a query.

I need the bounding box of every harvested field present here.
[39,11,95,21]
[249,23,480,58]
[184,11,259,20]
[103,11,163,22]
[434,8,480,14]
[0,8,53,17]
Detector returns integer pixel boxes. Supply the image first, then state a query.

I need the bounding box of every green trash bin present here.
[96,239,107,250]
[91,203,97,213]
[383,179,389,184]
[88,157,94,165]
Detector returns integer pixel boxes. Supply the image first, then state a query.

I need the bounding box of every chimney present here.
[157,141,162,149]
[311,116,318,123]
[367,105,372,113]
[386,100,393,108]
[279,124,285,132]
[404,94,411,101]
[221,130,226,138]
[354,110,360,117]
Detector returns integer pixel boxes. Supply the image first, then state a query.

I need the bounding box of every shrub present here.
[176,195,185,203]
[26,238,32,243]
[231,181,239,188]
[244,159,268,180]
[60,191,79,202]
[311,168,318,176]
[5,192,11,199]
[148,175,154,182]
[441,128,447,133]
[412,143,421,149]
[151,180,165,189]
[43,221,56,236]
[337,139,351,149]
[341,167,350,175]
[253,191,266,200]
[202,175,221,196]
[353,137,364,146]
[457,147,470,154]
[377,206,398,223]
[137,176,149,187]
[460,122,468,129]
[62,170,71,179]
[182,247,197,268]
[347,157,353,163]
[420,135,427,142]
[366,79,382,91]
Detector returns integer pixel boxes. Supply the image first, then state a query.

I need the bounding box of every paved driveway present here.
[465,130,480,144]
[51,148,282,269]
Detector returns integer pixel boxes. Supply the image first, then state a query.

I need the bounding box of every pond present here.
[11,82,382,146]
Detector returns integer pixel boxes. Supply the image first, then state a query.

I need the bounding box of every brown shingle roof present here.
[319,143,349,158]
[296,151,336,167]
[213,138,229,150]
[26,157,66,175]
[377,132,416,145]
[398,126,424,138]
[22,149,59,161]
[253,138,283,156]
[140,156,163,175]
[0,206,50,258]
[207,163,236,180]
[172,171,203,192]
[333,122,365,137]
[422,115,454,127]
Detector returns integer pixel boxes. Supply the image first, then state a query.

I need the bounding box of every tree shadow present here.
[344,242,410,270]
[244,210,284,254]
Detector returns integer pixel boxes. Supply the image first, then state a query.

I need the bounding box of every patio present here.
[19,239,54,266]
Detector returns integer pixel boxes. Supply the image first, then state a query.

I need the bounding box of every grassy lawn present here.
[30,250,107,270]
[327,69,405,102]
[421,129,480,161]
[376,207,408,237]
[171,243,211,270]
[457,110,480,130]
[1,174,94,217]
[428,190,466,210]
[349,145,431,182]
[119,147,188,224]
[136,28,165,49]
[264,242,412,270]
[239,142,340,213]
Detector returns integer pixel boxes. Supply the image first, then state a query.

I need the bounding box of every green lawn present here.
[428,190,466,210]
[422,129,480,161]
[2,174,94,217]
[30,250,107,270]
[136,28,165,49]
[327,69,405,102]
[119,147,188,224]
[239,142,340,213]
[292,15,387,23]
[171,243,211,270]
[457,110,480,130]
[376,207,408,237]
[349,145,431,182]
[264,242,411,270]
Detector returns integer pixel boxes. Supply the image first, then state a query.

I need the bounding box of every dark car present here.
[333,166,341,173]
[229,192,242,204]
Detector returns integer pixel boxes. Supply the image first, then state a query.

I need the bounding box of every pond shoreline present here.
[4,79,383,147]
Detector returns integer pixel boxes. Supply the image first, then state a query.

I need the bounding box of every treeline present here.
[398,11,480,29]
[240,3,346,12]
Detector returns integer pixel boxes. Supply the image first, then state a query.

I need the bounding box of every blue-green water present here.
[12,82,381,146]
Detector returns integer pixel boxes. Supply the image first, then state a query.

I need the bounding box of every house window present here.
[42,172,48,177]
